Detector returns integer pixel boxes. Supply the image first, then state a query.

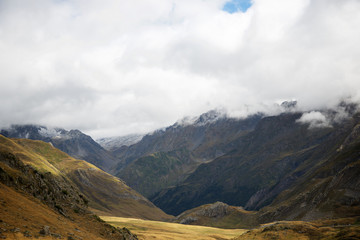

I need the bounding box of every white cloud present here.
[0,0,360,138]
[297,111,331,129]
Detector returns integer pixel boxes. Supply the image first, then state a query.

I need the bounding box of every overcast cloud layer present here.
[1,0,360,138]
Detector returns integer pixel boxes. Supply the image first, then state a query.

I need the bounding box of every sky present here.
[0,0,360,138]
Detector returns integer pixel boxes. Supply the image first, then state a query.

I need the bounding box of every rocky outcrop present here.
[175,201,257,229]
[0,150,87,216]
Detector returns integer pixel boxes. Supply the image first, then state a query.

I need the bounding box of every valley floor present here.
[101,216,246,240]
[102,216,360,240]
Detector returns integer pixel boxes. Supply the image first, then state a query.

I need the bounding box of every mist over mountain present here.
[96,134,144,151]
[150,103,360,216]
[1,101,360,236]
[1,0,360,238]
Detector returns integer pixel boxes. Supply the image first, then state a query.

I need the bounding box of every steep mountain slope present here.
[176,128,360,229]
[114,111,262,198]
[0,135,137,239]
[1,125,116,171]
[0,135,171,221]
[256,121,360,223]
[113,111,261,169]
[151,111,360,216]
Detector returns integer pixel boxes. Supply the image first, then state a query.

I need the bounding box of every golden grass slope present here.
[102,216,246,240]
[0,135,171,221]
[235,218,360,240]
[0,183,124,240]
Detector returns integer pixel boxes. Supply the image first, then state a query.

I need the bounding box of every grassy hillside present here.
[0,183,135,239]
[0,135,171,221]
[102,216,246,240]
[0,135,137,239]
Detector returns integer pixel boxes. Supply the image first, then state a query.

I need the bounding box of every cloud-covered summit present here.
[0,0,359,138]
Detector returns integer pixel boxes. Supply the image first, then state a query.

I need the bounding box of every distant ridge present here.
[0,125,116,171]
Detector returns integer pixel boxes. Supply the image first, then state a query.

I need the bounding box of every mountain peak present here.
[97,134,144,150]
[176,109,227,127]
[280,100,297,110]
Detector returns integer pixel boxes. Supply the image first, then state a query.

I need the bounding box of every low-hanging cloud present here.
[0,0,360,138]
[297,111,331,129]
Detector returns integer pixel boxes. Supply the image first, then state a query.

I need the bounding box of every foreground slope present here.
[0,184,137,240]
[0,135,170,221]
[0,135,137,239]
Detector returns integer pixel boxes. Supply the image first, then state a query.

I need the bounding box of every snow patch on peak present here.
[176,109,227,127]
[38,127,62,138]
[97,134,144,150]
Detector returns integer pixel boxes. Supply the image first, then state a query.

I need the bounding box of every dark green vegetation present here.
[118,149,198,198]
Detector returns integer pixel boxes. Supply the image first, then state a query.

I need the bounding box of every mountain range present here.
[1,102,360,236]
